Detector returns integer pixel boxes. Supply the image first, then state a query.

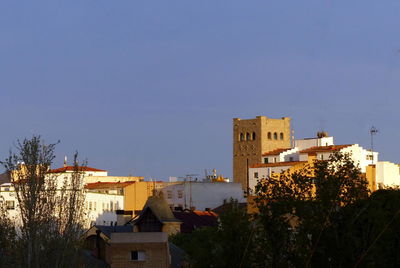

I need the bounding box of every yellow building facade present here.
[123,181,164,214]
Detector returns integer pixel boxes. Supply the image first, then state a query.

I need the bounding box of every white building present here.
[249,135,380,192]
[160,181,246,211]
[0,165,136,228]
[85,191,124,226]
[374,161,400,188]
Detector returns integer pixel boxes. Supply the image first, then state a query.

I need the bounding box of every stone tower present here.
[233,116,291,190]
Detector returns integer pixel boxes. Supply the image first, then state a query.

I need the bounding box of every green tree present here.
[170,199,253,268]
[322,189,400,267]
[253,152,370,267]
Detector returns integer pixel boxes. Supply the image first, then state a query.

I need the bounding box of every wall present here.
[85,192,124,226]
[85,176,143,184]
[107,232,169,268]
[233,116,291,189]
[376,161,400,187]
[0,183,125,228]
[294,137,334,150]
[161,182,246,210]
[340,144,378,173]
[0,183,19,220]
[366,165,377,191]
[248,162,308,192]
[124,182,165,215]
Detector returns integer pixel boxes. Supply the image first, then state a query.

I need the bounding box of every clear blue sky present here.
[1,1,399,179]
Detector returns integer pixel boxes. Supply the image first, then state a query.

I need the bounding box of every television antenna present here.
[370,126,379,152]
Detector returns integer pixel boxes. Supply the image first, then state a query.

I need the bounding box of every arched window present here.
[273,132,278,140]
[246,132,250,141]
[252,132,256,140]
[267,132,272,139]
[240,133,244,141]
[280,133,284,140]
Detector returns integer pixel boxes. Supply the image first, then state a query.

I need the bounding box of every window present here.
[252,132,256,140]
[320,155,324,160]
[254,172,259,179]
[177,190,183,199]
[267,132,272,139]
[93,202,97,211]
[240,133,244,141]
[274,157,277,163]
[273,132,278,140]
[6,200,14,210]
[366,155,374,161]
[280,133,284,140]
[89,202,92,211]
[289,157,294,162]
[246,132,250,141]
[264,158,269,164]
[167,190,173,199]
[110,201,114,211]
[131,251,146,261]
[115,202,118,210]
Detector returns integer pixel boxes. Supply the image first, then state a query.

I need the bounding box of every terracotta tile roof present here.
[48,166,106,173]
[173,210,218,233]
[262,148,292,156]
[84,181,135,189]
[250,161,307,168]
[299,144,352,154]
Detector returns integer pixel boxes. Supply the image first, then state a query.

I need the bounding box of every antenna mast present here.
[370,126,378,153]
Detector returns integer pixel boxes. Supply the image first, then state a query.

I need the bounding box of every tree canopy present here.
[172,152,400,267]
[0,136,86,268]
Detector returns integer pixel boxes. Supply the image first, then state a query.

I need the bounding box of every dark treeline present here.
[171,153,400,267]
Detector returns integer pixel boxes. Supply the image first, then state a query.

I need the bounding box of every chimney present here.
[116,210,133,225]
[63,156,67,168]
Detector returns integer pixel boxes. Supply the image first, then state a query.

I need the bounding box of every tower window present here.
[252,132,256,140]
[246,133,250,141]
[240,133,244,141]
[267,132,272,139]
[280,133,284,140]
[264,158,268,164]
[273,132,278,140]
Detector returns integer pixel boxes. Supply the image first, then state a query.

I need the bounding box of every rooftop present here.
[49,165,107,173]
[173,210,218,233]
[299,144,352,154]
[262,148,292,156]
[250,161,307,168]
[84,181,136,189]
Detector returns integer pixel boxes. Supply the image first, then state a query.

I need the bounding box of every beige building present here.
[233,116,291,190]
[84,226,170,268]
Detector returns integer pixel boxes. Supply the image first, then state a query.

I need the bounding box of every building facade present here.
[233,116,291,190]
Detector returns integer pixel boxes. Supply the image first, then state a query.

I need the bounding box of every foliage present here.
[170,152,400,267]
[0,199,17,267]
[170,199,253,268]
[320,189,400,267]
[0,136,86,268]
[253,152,370,267]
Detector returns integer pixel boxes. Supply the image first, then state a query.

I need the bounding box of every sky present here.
[1,0,400,180]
